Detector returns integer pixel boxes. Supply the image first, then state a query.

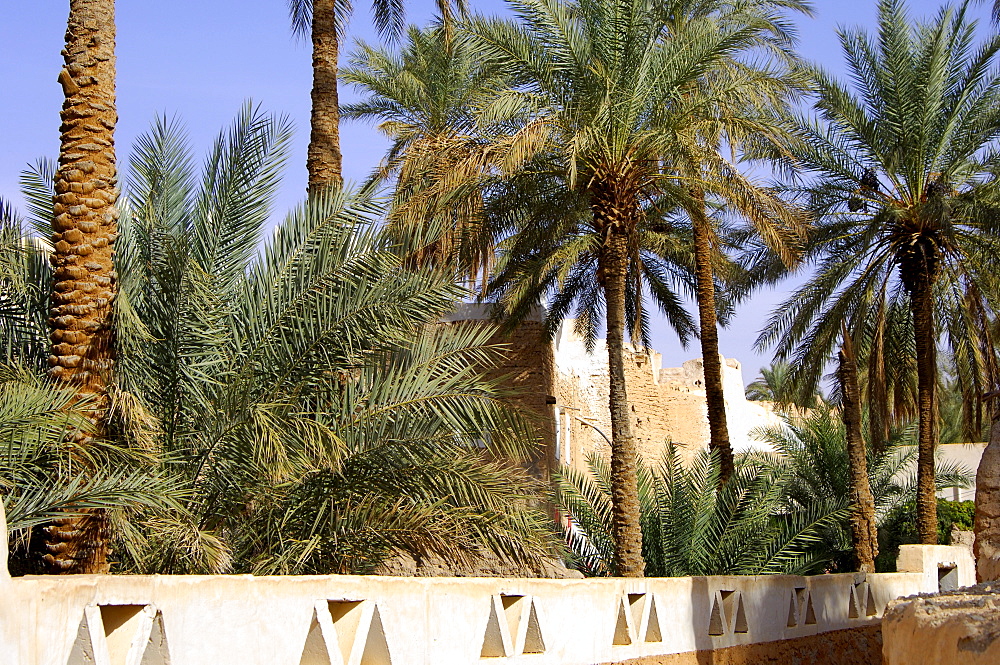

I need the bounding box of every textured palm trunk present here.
[910,274,939,544]
[592,181,644,577]
[691,197,733,483]
[867,304,890,456]
[307,0,343,193]
[44,0,119,574]
[838,340,878,573]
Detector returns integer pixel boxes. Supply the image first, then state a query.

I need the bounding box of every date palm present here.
[555,446,846,577]
[469,0,809,575]
[745,362,810,408]
[42,0,121,575]
[8,107,554,574]
[760,0,1000,543]
[2,208,185,573]
[115,111,553,573]
[287,0,467,192]
[837,333,878,572]
[672,70,810,482]
[749,403,972,571]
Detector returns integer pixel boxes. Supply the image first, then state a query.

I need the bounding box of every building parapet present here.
[0,501,976,665]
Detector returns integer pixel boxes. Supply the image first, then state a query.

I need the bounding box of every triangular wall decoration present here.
[790,587,813,627]
[501,595,524,650]
[613,596,633,645]
[522,600,545,654]
[804,593,817,625]
[299,599,391,665]
[137,611,171,665]
[719,591,738,635]
[865,586,878,617]
[627,593,647,632]
[733,595,748,634]
[299,611,336,665]
[643,596,662,643]
[328,601,364,664]
[480,596,511,658]
[101,605,148,665]
[357,605,392,665]
[67,604,164,665]
[848,584,861,619]
[786,592,798,628]
[707,594,725,636]
[66,610,99,665]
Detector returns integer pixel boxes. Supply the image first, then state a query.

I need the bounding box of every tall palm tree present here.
[287,0,467,192]
[45,0,120,574]
[469,0,807,575]
[837,333,878,572]
[759,0,1000,543]
[672,62,810,482]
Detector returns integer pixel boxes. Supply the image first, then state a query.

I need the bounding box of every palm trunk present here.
[838,338,878,573]
[910,273,939,544]
[307,0,343,193]
[593,181,644,577]
[691,196,734,482]
[45,0,119,575]
[867,300,890,455]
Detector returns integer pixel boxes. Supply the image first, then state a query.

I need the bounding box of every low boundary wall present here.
[0,503,976,665]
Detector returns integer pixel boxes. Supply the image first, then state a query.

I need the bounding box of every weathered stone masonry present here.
[444,305,784,478]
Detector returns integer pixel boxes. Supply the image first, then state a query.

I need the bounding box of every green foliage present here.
[745,362,813,408]
[750,405,973,571]
[944,499,977,531]
[469,0,810,347]
[877,499,976,571]
[940,363,990,444]
[555,446,846,577]
[758,0,1000,436]
[341,25,516,281]
[0,362,188,573]
[0,106,555,575]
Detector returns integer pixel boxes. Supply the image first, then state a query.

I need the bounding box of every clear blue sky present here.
[0,0,993,384]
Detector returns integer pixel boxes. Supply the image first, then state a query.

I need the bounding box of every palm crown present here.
[760,0,1000,542]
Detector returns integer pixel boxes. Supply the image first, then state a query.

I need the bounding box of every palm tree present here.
[759,0,1000,543]
[286,0,466,192]
[837,333,878,572]
[469,0,808,574]
[672,55,811,482]
[749,404,972,571]
[745,362,810,407]
[555,446,845,576]
[4,108,555,575]
[0,360,185,575]
[42,0,121,575]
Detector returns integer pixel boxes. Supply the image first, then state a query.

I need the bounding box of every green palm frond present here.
[749,403,973,569]
[757,0,1000,434]
[3,107,555,575]
[556,445,843,576]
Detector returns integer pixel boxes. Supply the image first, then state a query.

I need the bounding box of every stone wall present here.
[882,582,1000,665]
[448,306,787,475]
[440,305,558,479]
[0,520,973,665]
